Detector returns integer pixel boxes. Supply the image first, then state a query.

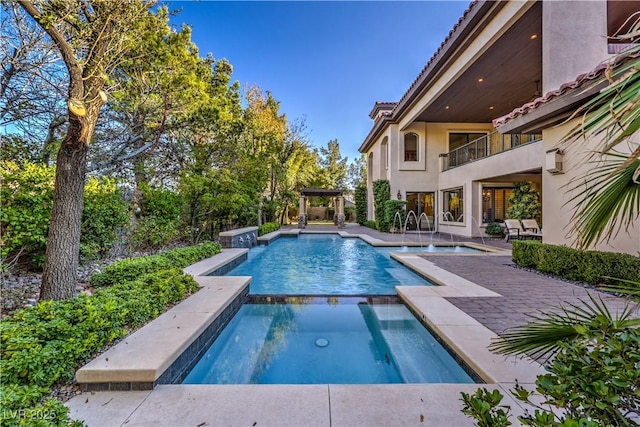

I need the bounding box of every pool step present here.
[368,305,474,383]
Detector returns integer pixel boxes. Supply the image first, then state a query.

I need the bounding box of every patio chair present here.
[504,219,532,242]
[521,219,541,233]
[521,219,542,240]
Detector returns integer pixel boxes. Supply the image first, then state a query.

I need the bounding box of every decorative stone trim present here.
[219,226,259,248]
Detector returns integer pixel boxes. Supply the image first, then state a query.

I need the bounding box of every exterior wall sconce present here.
[397,190,402,200]
[545,148,564,174]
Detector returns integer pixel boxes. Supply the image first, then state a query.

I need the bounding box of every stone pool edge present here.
[69,238,546,426]
[75,250,252,390]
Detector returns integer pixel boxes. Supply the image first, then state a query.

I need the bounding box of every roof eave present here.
[495,82,606,134]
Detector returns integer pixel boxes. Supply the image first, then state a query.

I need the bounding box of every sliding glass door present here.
[405,192,435,232]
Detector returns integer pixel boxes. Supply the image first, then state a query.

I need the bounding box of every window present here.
[442,188,464,222]
[404,133,418,161]
[482,187,514,223]
[449,133,487,151]
[381,137,389,170]
[448,132,487,167]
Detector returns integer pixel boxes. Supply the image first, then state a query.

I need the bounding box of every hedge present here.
[512,240,640,285]
[372,180,390,231]
[91,241,221,287]
[258,222,280,236]
[355,184,368,225]
[0,243,221,426]
[384,200,407,231]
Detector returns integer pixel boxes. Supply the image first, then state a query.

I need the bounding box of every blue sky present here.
[167,1,471,162]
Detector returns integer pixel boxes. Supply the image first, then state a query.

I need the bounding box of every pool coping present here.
[69,234,545,425]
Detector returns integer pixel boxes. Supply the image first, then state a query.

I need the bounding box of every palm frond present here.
[598,276,640,297]
[563,156,640,248]
[490,294,640,360]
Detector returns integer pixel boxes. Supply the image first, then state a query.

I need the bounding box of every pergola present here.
[298,188,345,229]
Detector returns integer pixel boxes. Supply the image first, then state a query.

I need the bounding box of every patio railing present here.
[440,131,542,171]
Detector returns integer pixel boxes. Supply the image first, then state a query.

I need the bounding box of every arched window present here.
[380,137,389,170]
[404,133,418,161]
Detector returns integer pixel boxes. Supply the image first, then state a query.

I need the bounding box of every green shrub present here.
[484,222,504,236]
[383,200,407,231]
[258,222,280,236]
[0,264,202,426]
[0,241,218,426]
[372,180,390,231]
[0,161,130,268]
[506,181,540,220]
[132,185,184,250]
[511,240,541,268]
[0,161,54,267]
[81,178,130,261]
[462,324,640,426]
[364,220,377,230]
[355,184,368,225]
[344,205,356,222]
[512,240,640,285]
[90,241,221,287]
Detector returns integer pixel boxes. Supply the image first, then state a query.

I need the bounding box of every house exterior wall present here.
[542,1,609,93]
[438,135,542,237]
[360,0,638,254]
[542,121,639,254]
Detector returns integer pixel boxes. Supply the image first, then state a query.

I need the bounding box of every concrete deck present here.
[66,224,632,426]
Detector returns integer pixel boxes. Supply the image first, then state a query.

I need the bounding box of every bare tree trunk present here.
[40,129,87,300]
[40,100,100,300]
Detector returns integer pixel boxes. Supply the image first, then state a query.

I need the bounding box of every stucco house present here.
[359,0,639,254]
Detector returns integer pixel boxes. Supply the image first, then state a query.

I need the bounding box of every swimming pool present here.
[183,297,475,384]
[223,234,431,294]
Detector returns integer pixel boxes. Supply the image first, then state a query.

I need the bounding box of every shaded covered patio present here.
[298,189,346,229]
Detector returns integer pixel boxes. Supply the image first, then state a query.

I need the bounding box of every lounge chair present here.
[521,219,540,233]
[521,219,542,240]
[504,219,532,242]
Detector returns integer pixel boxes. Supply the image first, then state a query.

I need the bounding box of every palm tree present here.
[561,15,640,250]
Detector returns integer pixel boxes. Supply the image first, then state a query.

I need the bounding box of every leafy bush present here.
[344,205,356,222]
[355,184,368,225]
[484,222,504,236]
[364,220,377,230]
[462,323,640,426]
[372,180,390,231]
[81,178,130,261]
[506,181,540,220]
[0,270,202,426]
[0,161,54,267]
[0,161,130,268]
[90,241,221,287]
[258,222,280,236]
[384,200,407,231]
[512,240,640,285]
[132,185,184,250]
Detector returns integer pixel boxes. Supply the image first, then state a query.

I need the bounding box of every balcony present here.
[440,131,542,171]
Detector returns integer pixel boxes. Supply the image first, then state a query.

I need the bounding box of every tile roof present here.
[359,0,479,152]
[391,1,477,117]
[493,48,640,128]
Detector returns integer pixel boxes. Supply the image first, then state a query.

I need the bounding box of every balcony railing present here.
[440,131,542,171]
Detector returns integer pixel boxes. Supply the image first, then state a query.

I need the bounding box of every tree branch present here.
[17,0,84,99]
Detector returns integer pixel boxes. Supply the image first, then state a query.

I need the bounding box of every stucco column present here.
[337,196,345,229]
[298,195,306,228]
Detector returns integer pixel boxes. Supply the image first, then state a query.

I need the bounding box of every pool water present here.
[224,234,430,294]
[183,298,475,384]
